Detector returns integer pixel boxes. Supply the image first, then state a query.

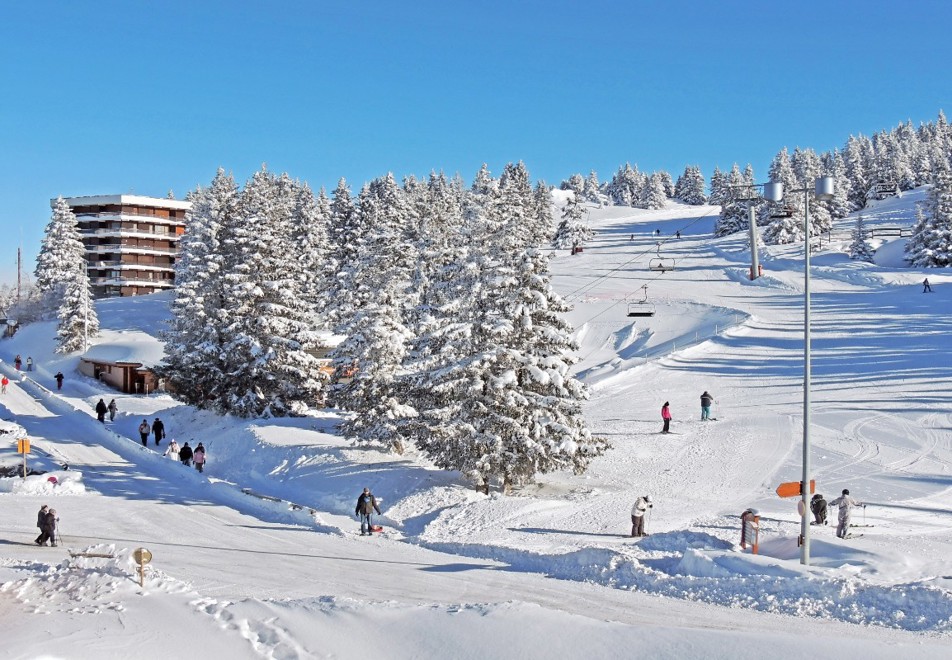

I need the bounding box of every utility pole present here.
[17,247,21,304]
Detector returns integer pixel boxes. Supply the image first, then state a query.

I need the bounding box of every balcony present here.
[90,276,175,288]
[75,211,185,227]
[86,243,178,255]
[80,227,181,241]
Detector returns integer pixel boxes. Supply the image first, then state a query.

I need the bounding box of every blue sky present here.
[1,0,950,285]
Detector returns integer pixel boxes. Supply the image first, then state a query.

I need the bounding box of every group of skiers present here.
[811,489,866,539]
[160,439,206,471]
[660,391,716,433]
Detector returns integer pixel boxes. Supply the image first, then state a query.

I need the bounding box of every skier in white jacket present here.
[631,495,652,537]
[829,489,864,539]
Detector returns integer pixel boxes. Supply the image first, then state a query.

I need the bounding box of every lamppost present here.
[763,176,834,566]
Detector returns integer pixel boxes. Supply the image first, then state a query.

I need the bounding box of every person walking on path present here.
[1,376,8,394]
[923,278,933,293]
[810,493,828,525]
[34,505,49,544]
[26,357,33,371]
[179,442,193,467]
[829,489,864,539]
[152,418,165,446]
[107,399,118,422]
[700,391,714,420]
[138,419,150,447]
[36,508,58,546]
[193,443,206,473]
[54,372,64,390]
[661,402,672,434]
[95,399,108,423]
[14,355,21,370]
[355,487,382,535]
[163,439,180,461]
[631,495,652,537]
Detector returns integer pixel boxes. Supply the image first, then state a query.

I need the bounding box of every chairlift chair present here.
[866,181,900,201]
[648,242,676,273]
[769,205,795,219]
[626,286,656,317]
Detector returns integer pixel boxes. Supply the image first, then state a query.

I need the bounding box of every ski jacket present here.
[632,497,651,518]
[95,400,108,415]
[661,405,672,420]
[152,420,165,438]
[179,445,193,462]
[193,449,206,465]
[700,393,713,407]
[108,401,118,413]
[36,508,48,529]
[41,512,57,534]
[355,493,381,516]
[138,422,149,435]
[829,494,862,520]
[164,441,180,458]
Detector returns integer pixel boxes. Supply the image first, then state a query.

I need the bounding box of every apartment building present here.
[57,194,192,298]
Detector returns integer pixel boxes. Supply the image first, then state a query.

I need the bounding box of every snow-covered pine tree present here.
[657,170,675,198]
[530,181,556,245]
[324,178,360,330]
[708,166,728,206]
[584,170,601,204]
[675,166,707,205]
[762,148,802,245]
[844,134,874,210]
[35,197,85,316]
[824,149,852,220]
[163,169,239,405]
[848,215,876,262]
[55,257,99,354]
[714,164,749,236]
[553,194,594,249]
[641,172,668,210]
[216,168,326,417]
[905,161,952,267]
[560,173,585,198]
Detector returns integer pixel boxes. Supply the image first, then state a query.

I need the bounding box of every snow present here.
[2,191,952,658]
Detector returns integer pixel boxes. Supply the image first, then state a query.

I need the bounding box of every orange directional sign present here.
[776,480,815,498]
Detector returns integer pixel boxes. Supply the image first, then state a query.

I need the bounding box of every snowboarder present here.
[829,488,864,539]
[14,355,21,370]
[138,419,150,446]
[26,356,33,371]
[54,372,64,390]
[179,442,193,467]
[1,376,7,394]
[923,278,933,293]
[700,391,714,420]
[34,505,49,544]
[107,399,118,422]
[810,493,828,525]
[193,443,206,473]
[661,402,672,433]
[163,439,180,461]
[355,487,382,536]
[152,418,165,446]
[95,399,108,423]
[36,508,58,546]
[631,495,652,537]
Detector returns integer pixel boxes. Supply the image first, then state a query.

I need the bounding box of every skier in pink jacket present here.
[661,402,672,434]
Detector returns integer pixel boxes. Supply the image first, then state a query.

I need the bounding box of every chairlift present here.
[648,242,676,273]
[769,205,795,219]
[865,181,900,201]
[627,286,656,317]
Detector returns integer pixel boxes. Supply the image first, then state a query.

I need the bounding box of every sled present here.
[370,525,384,533]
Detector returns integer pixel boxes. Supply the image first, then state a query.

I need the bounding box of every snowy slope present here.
[2,190,952,658]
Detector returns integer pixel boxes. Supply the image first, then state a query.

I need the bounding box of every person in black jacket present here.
[179,442,193,467]
[35,505,48,544]
[36,508,58,546]
[152,418,165,446]
[355,487,382,536]
[95,399,108,423]
[700,391,714,420]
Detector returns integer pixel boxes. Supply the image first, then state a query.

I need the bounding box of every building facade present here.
[57,194,192,298]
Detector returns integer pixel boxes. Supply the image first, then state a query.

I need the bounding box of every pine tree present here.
[56,260,99,353]
[553,195,594,249]
[35,197,85,315]
[560,173,585,197]
[848,215,876,263]
[714,165,749,236]
[583,170,602,204]
[675,166,707,205]
[906,162,952,267]
[656,170,675,198]
[641,172,668,210]
[708,166,728,206]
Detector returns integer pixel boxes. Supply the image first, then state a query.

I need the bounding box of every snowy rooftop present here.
[54,194,192,211]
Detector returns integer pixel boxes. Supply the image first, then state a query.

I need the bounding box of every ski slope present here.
[2,189,952,658]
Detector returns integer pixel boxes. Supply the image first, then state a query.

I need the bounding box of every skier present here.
[193,443,206,473]
[676,230,681,239]
[1,376,7,394]
[152,417,165,446]
[34,505,49,544]
[700,391,714,420]
[36,508,58,546]
[810,493,828,525]
[631,495,652,537]
[138,419,150,446]
[95,399,108,423]
[54,372,64,390]
[661,401,672,434]
[26,356,33,371]
[179,442,193,467]
[829,489,864,539]
[107,399,118,422]
[355,487,382,536]
[923,278,933,293]
[163,439,180,461]
[14,355,21,370]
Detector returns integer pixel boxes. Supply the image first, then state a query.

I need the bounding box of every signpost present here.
[133,547,153,587]
[775,480,815,499]
[17,438,30,478]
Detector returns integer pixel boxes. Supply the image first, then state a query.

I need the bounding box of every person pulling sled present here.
[355,487,382,536]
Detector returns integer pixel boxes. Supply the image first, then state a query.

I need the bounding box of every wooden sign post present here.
[133,548,153,587]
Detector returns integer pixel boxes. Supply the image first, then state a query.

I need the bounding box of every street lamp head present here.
[763,181,784,203]
[815,176,835,202]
